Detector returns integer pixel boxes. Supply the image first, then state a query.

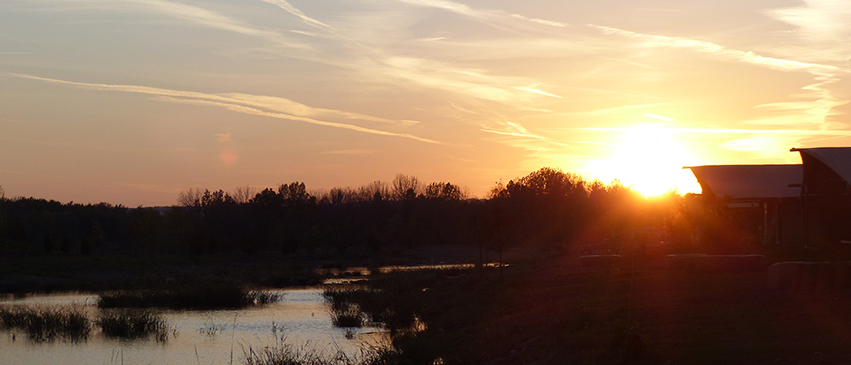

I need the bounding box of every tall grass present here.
[0,306,91,342]
[0,305,175,343]
[323,288,368,328]
[243,340,400,365]
[97,308,171,342]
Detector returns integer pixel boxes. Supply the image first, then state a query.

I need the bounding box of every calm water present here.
[0,289,386,365]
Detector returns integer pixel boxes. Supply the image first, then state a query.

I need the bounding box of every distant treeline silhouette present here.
[0,168,762,257]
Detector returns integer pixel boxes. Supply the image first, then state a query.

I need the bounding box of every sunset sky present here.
[2,0,850,206]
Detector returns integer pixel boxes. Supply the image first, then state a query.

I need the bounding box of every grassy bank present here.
[97,282,281,310]
[324,253,851,365]
[0,254,330,294]
[0,245,486,294]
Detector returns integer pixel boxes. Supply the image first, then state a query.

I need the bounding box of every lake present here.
[0,288,387,365]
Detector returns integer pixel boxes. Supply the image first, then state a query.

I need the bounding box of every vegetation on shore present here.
[0,168,738,262]
[97,282,281,310]
[0,305,90,342]
[323,268,491,364]
[320,252,851,365]
[0,305,171,342]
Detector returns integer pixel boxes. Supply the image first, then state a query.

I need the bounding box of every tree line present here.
[0,168,760,258]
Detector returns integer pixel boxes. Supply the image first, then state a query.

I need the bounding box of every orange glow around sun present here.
[588,124,701,197]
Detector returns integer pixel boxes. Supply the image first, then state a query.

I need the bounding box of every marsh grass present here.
[323,269,469,336]
[0,306,91,342]
[243,340,399,365]
[323,288,369,328]
[97,308,171,342]
[98,283,281,309]
[330,307,364,328]
[322,268,484,364]
[245,291,284,305]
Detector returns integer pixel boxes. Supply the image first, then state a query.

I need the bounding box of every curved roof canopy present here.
[685,165,802,200]
[791,147,851,185]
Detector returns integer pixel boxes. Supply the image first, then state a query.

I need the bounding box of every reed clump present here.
[0,306,91,342]
[323,288,369,328]
[97,308,171,341]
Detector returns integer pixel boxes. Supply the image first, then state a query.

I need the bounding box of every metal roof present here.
[685,165,802,200]
[791,147,851,185]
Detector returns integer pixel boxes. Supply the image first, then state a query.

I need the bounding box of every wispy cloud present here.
[159,96,440,144]
[396,0,571,29]
[589,24,840,74]
[257,0,336,32]
[26,0,309,49]
[320,149,379,155]
[378,56,553,103]
[589,24,849,130]
[396,0,486,19]
[580,126,851,137]
[219,93,398,124]
[480,119,550,141]
[5,72,440,144]
[509,14,567,28]
[768,0,851,45]
[514,86,562,99]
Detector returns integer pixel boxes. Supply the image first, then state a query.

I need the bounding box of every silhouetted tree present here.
[177,188,204,208]
[232,186,255,204]
[392,174,421,200]
[425,182,463,200]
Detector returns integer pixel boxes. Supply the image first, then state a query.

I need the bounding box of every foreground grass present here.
[244,340,399,365]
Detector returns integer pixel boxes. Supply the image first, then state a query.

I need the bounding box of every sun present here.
[588,124,700,197]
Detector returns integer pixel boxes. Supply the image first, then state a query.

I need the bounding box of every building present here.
[791,147,851,246]
[685,164,804,246]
